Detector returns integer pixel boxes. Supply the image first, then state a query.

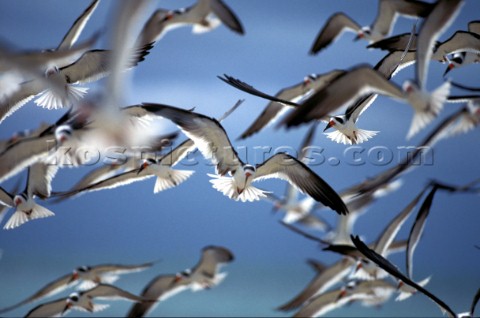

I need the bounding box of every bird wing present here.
[416,0,464,88]
[0,187,13,207]
[92,262,155,276]
[351,235,457,318]
[83,284,145,302]
[374,185,429,256]
[57,0,100,50]
[254,153,348,215]
[0,273,75,315]
[60,43,152,84]
[218,74,300,107]
[126,275,188,318]
[192,246,234,279]
[210,0,244,34]
[238,81,309,140]
[159,139,196,167]
[468,20,480,34]
[434,31,480,59]
[309,13,361,55]
[24,298,69,318]
[368,32,418,52]
[373,0,433,37]
[28,163,59,199]
[0,79,45,125]
[141,103,243,175]
[0,134,57,184]
[281,66,405,128]
[277,258,354,311]
[406,185,439,279]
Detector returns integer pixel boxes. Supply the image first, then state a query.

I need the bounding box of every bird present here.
[126,246,234,317]
[162,0,244,36]
[322,50,416,145]
[229,71,344,140]
[292,279,397,318]
[126,274,189,317]
[172,246,233,292]
[24,284,150,317]
[55,138,196,198]
[0,164,57,230]
[309,0,433,54]
[140,103,348,215]
[0,261,154,314]
[351,235,480,318]
[323,184,432,284]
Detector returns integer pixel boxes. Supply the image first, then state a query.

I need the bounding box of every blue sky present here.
[0,0,479,317]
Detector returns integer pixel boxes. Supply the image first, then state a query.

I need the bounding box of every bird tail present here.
[324,129,379,145]
[407,81,450,139]
[153,170,195,193]
[207,174,270,202]
[34,85,88,109]
[3,204,55,230]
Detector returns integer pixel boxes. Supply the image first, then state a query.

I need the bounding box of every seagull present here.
[229,71,344,140]
[55,138,196,199]
[126,274,189,317]
[173,246,234,291]
[292,280,397,318]
[0,164,57,230]
[140,103,348,214]
[24,284,149,318]
[163,0,244,36]
[324,185,431,284]
[351,235,480,318]
[0,261,154,314]
[309,0,433,54]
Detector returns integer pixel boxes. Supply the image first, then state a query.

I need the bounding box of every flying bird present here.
[25,284,149,317]
[0,261,154,314]
[140,103,348,214]
[309,0,433,54]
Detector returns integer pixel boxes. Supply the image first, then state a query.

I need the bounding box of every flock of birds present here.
[0,0,479,317]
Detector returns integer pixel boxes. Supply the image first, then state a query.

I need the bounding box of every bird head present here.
[55,125,73,143]
[354,27,371,41]
[13,193,27,207]
[63,293,79,314]
[303,74,317,87]
[323,116,344,131]
[137,158,156,175]
[243,164,256,179]
[443,54,463,76]
[402,80,417,94]
[174,268,191,283]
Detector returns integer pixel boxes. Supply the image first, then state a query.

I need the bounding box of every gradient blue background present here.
[0,0,479,317]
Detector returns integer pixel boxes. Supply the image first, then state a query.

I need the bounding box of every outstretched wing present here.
[210,0,244,34]
[141,103,243,175]
[310,13,361,55]
[254,153,348,215]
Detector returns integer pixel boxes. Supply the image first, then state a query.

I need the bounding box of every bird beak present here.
[323,121,333,132]
[62,302,72,314]
[137,162,148,175]
[443,63,454,77]
[396,281,404,290]
[245,172,252,178]
[335,289,347,302]
[68,272,79,283]
[354,32,364,41]
[354,262,362,273]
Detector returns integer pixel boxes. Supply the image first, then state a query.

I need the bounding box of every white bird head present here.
[13,193,27,207]
[324,116,345,132]
[55,125,73,143]
[444,53,464,76]
[243,164,256,179]
[137,158,156,175]
[355,26,372,41]
[303,74,318,86]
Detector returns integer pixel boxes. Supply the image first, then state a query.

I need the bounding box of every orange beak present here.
[443,63,454,77]
[323,120,334,132]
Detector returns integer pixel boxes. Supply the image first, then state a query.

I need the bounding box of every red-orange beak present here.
[323,120,334,132]
[443,63,454,76]
[137,162,149,175]
[68,272,79,283]
[354,32,364,41]
[355,262,363,273]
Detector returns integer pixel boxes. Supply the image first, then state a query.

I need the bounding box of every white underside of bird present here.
[3,198,55,230]
[34,85,88,110]
[208,173,270,202]
[324,125,379,145]
[405,81,451,139]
